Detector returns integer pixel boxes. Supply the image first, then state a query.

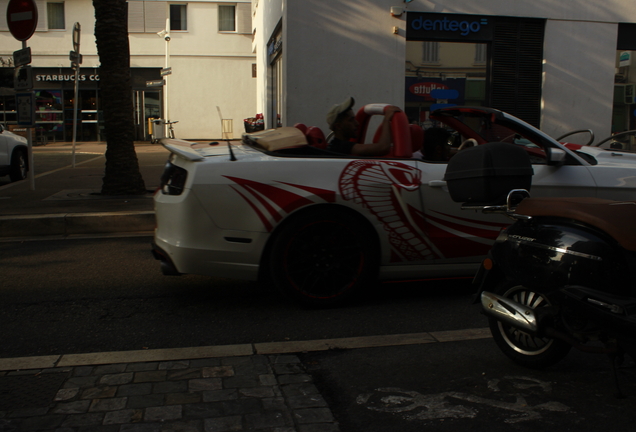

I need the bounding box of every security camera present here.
[157,29,170,41]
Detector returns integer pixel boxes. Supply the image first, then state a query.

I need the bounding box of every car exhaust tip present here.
[481,291,538,333]
[152,244,182,276]
[159,260,181,276]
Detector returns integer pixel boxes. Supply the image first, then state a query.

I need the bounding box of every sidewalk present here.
[0,141,167,239]
[0,329,489,432]
[0,351,339,432]
[0,141,341,431]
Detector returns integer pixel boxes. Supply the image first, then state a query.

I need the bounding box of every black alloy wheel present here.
[269,208,378,307]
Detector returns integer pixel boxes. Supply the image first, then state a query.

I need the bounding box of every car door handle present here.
[428,180,447,187]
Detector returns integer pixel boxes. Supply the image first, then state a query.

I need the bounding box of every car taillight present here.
[160,162,188,195]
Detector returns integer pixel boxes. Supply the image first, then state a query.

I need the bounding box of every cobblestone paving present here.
[0,355,340,432]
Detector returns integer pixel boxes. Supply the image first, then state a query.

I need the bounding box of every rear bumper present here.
[153,190,267,281]
[151,242,181,276]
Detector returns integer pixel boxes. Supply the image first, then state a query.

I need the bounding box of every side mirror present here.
[0,124,4,133]
[546,147,566,166]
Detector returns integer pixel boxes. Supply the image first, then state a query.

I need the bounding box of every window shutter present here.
[128,1,145,33]
[144,0,166,33]
[0,0,8,31]
[236,2,252,34]
[422,42,439,63]
[491,18,545,127]
[34,0,47,31]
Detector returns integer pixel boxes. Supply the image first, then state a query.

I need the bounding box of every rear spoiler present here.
[160,138,204,161]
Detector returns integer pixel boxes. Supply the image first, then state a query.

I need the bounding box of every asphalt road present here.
[0,236,481,358]
[0,151,102,187]
[301,341,636,431]
[2,236,635,431]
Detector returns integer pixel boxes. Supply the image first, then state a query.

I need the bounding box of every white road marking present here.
[358,376,570,424]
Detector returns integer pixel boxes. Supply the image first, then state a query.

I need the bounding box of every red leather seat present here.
[294,123,308,134]
[306,126,327,149]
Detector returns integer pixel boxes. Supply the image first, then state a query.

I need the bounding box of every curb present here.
[0,328,491,371]
[0,211,156,239]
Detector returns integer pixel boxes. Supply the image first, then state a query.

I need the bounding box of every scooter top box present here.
[444,142,534,205]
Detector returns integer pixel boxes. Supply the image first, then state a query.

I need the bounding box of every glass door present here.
[134,90,162,141]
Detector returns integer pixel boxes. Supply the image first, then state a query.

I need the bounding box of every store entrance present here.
[133,90,161,141]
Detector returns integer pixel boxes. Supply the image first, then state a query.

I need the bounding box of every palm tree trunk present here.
[93,0,146,195]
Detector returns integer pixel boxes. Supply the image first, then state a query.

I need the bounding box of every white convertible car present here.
[152,106,636,306]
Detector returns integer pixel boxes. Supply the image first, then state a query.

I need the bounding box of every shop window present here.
[219,5,236,32]
[612,50,635,132]
[47,2,65,30]
[170,4,187,31]
[405,41,488,126]
[35,90,64,141]
[268,24,283,128]
[0,99,16,125]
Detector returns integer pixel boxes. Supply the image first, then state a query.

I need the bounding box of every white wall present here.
[0,0,256,140]
[0,0,98,65]
[284,1,405,129]
[541,20,618,143]
[254,0,633,141]
[127,1,256,139]
[253,0,406,129]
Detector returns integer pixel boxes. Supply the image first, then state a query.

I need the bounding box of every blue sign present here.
[430,89,459,100]
[407,12,494,41]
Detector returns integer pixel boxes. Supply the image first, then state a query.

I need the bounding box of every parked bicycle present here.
[165,120,178,139]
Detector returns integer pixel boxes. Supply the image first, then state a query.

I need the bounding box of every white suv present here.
[0,124,28,182]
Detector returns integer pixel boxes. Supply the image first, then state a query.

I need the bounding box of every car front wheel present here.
[9,149,28,182]
[269,208,379,307]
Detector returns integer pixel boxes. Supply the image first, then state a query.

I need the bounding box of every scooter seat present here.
[515,197,636,252]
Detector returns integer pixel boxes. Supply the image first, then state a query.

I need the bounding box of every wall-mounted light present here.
[391,7,403,17]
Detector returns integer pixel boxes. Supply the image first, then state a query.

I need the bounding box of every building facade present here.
[0,0,256,141]
[252,0,636,143]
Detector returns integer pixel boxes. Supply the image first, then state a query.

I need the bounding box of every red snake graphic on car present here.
[226,160,445,262]
[339,160,441,262]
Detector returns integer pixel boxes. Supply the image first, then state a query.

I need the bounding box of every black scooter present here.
[444,142,636,397]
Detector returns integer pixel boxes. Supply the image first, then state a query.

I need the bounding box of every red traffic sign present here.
[6,0,38,41]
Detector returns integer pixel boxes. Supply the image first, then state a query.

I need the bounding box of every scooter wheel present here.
[489,282,571,369]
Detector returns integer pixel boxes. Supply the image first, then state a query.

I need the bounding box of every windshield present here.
[432,109,551,164]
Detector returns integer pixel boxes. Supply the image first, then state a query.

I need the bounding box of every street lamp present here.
[157,19,170,128]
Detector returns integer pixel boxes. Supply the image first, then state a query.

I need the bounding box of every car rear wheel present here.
[489,282,571,369]
[269,208,378,307]
[9,149,27,182]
